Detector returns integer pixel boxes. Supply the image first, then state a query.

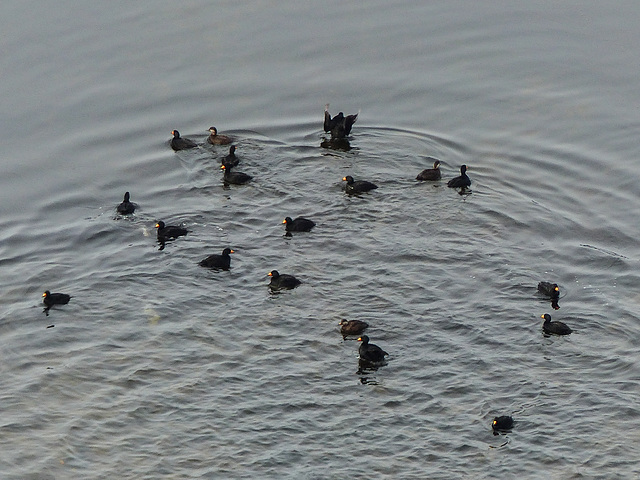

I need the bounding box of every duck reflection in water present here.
[320,137,352,151]
[358,375,380,385]
[357,359,385,376]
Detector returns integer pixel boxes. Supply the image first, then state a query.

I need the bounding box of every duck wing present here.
[344,111,359,136]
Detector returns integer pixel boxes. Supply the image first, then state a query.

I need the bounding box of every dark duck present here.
[447,164,471,189]
[538,281,561,309]
[339,319,369,339]
[268,270,301,290]
[416,159,442,181]
[283,216,316,233]
[324,104,358,138]
[221,162,252,185]
[357,335,388,363]
[42,290,71,308]
[155,220,188,240]
[492,416,514,434]
[199,248,234,270]
[207,126,232,145]
[538,282,560,299]
[170,130,197,151]
[116,192,136,215]
[541,313,572,335]
[343,176,378,194]
[221,145,239,167]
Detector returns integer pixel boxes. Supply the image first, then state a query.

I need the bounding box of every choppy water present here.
[2,1,640,478]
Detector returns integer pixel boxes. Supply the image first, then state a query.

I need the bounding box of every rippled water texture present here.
[1,1,640,478]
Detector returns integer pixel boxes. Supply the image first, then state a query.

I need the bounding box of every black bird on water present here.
[268,270,301,290]
[324,104,358,138]
[221,145,239,167]
[43,290,71,308]
[492,416,514,434]
[199,248,234,270]
[116,192,136,215]
[155,221,188,240]
[538,281,561,309]
[343,176,378,194]
[541,313,572,335]
[170,130,197,151]
[447,164,471,189]
[283,216,316,233]
[357,335,388,363]
[538,281,560,299]
[221,162,252,185]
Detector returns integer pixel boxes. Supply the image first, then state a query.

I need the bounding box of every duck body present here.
[221,163,252,185]
[207,126,233,145]
[283,216,316,233]
[42,290,71,307]
[538,281,560,298]
[268,270,301,290]
[324,104,358,138]
[170,130,197,151]
[447,165,471,189]
[221,145,239,167]
[416,159,442,181]
[492,416,514,432]
[155,221,188,240]
[339,319,369,338]
[116,191,136,215]
[541,313,572,335]
[357,335,388,363]
[199,248,234,270]
[343,176,378,194]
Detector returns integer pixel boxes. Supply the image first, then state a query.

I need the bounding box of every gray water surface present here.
[1,1,640,479]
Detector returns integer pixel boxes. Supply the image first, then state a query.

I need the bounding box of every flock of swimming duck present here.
[41,105,573,434]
